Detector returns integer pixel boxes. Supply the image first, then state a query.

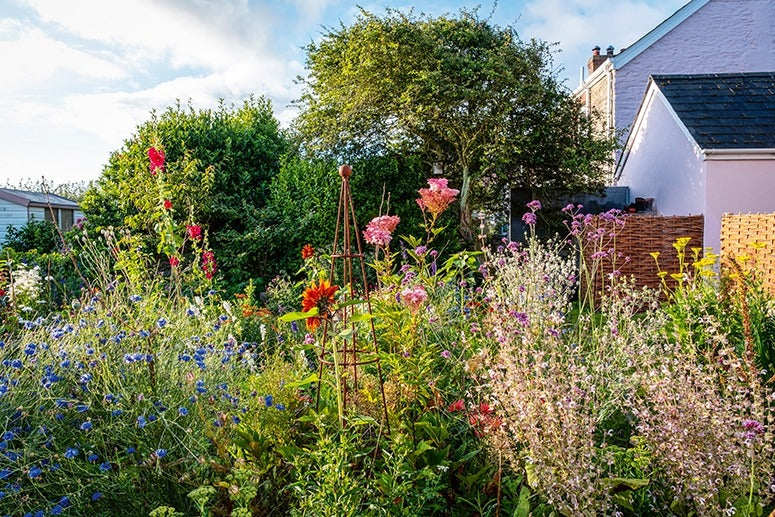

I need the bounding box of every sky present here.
[0,0,688,187]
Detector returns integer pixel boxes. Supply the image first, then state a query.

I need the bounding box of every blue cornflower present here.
[9,359,22,369]
[138,329,150,338]
[111,409,123,417]
[147,414,157,422]
[275,404,286,411]
[0,441,6,451]
[218,314,228,322]
[99,461,110,471]
[157,318,167,329]
[186,308,195,317]
[232,416,241,424]
[264,395,273,407]
[51,504,63,515]
[126,446,136,454]
[23,343,37,355]
[155,449,167,458]
[178,407,189,416]
[80,421,93,431]
[0,469,11,480]
[58,496,71,508]
[91,492,102,501]
[28,466,42,479]
[129,294,142,303]
[64,447,79,459]
[60,359,71,368]
[2,431,13,441]
[55,413,64,421]
[87,453,98,462]
[76,404,88,413]
[179,354,191,362]
[137,416,146,429]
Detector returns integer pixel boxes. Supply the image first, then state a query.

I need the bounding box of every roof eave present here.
[703,148,775,159]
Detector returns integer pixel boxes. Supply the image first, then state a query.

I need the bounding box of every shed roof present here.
[0,188,80,209]
[653,72,775,150]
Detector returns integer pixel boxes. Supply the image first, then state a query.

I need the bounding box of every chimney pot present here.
[606,45,615,55]
[592,45,601,56]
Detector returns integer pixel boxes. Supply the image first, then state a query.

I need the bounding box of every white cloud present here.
[21,0,271,70]
[0,18,127,95]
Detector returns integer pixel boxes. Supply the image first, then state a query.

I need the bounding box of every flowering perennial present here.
[416,178,459,217]
[400,285,428,313]
[147,147,165,174]
[363,215,400,247]
[301,278,339,330]
[201,251,216,280]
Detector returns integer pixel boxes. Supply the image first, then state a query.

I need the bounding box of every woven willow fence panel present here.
[581,214,705,304]
[720,213,775,294]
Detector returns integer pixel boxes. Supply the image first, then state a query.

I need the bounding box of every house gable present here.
[616,82,706,219]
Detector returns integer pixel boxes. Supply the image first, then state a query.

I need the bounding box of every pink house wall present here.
[705,158,775,252]
[614,0,775,136]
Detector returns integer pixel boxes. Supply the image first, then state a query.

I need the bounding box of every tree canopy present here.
[295,8,617,243]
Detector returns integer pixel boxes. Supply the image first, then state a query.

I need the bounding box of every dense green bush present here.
[80,97,288,291]
[3,220,60,253]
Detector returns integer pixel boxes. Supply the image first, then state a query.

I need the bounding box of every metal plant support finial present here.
[315,164,390,431]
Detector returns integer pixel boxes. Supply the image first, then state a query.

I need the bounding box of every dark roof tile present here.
[652,72,775,149]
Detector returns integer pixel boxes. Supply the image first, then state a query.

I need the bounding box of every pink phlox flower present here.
[400,285,428,312]
[364,215,400,247]
[416,178,459,216]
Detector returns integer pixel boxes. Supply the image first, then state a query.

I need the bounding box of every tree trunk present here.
[458,165,474,245]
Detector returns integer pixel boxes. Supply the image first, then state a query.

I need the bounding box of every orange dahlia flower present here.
[301,243,315,260]
[301,278,339,330]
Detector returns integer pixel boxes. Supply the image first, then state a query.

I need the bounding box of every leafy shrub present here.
[3,220,60,253]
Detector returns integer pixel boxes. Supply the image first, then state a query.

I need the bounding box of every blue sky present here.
[0,0,687,186]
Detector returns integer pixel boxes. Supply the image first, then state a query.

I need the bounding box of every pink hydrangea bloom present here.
[401,285,428,312]
[416,178,459,217]
[364,215,400,247]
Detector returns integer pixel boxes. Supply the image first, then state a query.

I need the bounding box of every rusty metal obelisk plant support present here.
[315,164,390,432]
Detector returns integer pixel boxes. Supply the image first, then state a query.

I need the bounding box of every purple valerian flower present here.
[526,200,542,212]
[522,212,537,226]
[441,350,451,359]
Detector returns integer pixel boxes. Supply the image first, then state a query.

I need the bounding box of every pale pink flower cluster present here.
[400,285,428,312]
[363,215,400,247]
[416,178,459,217]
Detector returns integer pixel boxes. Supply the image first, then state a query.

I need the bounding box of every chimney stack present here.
[587,45,613,74]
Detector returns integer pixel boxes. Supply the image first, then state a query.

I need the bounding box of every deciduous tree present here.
[295,8,617,243]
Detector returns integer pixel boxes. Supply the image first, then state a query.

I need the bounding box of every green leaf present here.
[279,309,317,322]
[283,373,320,389]
[514,485,531,517]
[349,312,375,322]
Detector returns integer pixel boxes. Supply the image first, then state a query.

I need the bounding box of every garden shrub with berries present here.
[0,146,774,517]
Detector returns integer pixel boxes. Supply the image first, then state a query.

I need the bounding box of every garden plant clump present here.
[0,147,774,516]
